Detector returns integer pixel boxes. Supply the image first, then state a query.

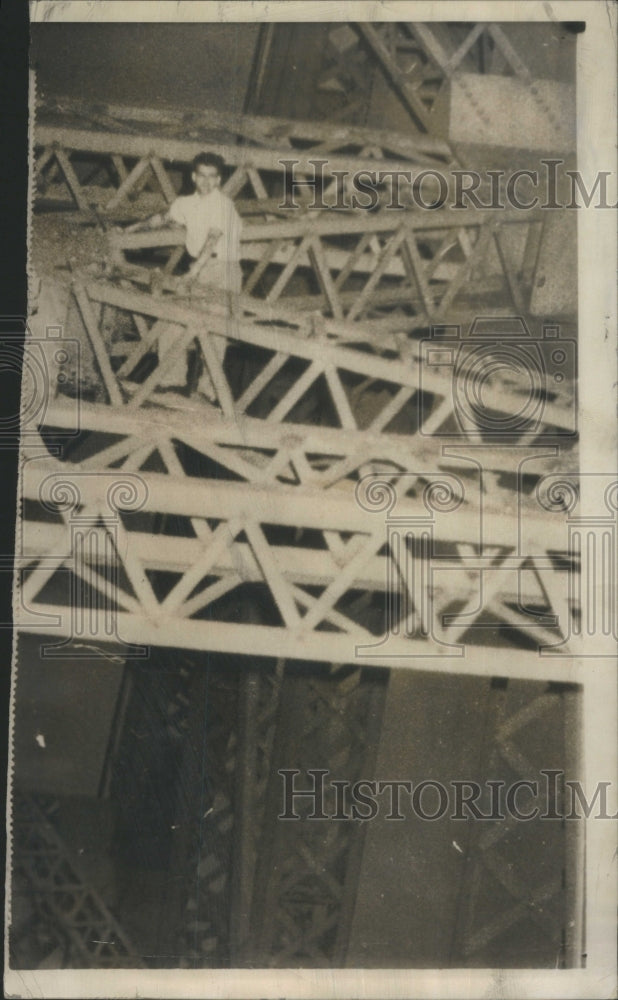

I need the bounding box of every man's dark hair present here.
[192,151,225,176]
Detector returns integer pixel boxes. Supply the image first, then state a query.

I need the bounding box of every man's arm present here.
[122,208,175,234]
[185,227,223,280]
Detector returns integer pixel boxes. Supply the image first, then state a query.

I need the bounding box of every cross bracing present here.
[107,207,547,322]
[14,19,588,972]
[65,278,575,443]
[19,437,585,680]
[34,96,456,219]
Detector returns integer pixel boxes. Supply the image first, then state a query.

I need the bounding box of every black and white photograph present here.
[4,2,617,997]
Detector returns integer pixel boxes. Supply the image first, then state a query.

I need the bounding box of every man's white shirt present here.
[168,188,241,261]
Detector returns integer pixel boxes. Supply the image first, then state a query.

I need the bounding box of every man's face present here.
[193,163,221,196]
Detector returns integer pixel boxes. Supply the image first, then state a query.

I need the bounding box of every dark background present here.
[31,23,260,112]
[1,0,29,991]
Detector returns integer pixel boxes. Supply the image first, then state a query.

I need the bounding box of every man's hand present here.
[174,272,196,295]
[122,212,169,234]
[172,264,200,295]
[190,227,224,276]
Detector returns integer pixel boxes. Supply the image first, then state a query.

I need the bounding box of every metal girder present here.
[39,96,453,160]
[106,205,547,321]
[34,98,565,325]
[36,123,429,192]
[20,273,582,678]
[34,97,456,219]
[65,279,574,453]
[10,791,144,968]
[356,23,436,132]
[20,453,567,543]
[355,22,553,132]
[245,664,387,967]
[103,650,386,968]
[44,396,569,499]
[28,90,580,683]
[343,671,580,968]
[18,446,586,680]
[451,682,583,966]
[19,495,569,601]
[164,661,239,967]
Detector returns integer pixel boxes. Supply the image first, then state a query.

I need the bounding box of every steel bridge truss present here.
[19,432,591,682]
[107,205,549,325]
[19,253,590,681]
[356,22,563,132]
[35,20,555,220]
[34,19,567,224]
[65,277,575,443]
[34,97,456,220]
[15,22,594,972]
[10,791,144,968]
[36,104,553,329]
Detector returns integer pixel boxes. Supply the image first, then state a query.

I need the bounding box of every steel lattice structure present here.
[13,19,591,968]
[19,436,587,681]
[356,21,575,137]
[451,680,583,967]
[34,96,456,218]
[10,792,144,968]
[107,207,548,321]
[46,275,576,472]
[18,265,582,680]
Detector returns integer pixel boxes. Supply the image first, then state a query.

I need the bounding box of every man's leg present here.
[196,262,242,400]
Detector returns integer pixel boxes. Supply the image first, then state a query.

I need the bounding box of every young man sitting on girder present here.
[125,151,242,401]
